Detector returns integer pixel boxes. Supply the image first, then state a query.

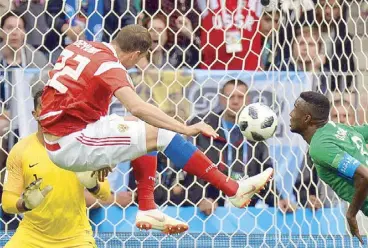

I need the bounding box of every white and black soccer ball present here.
[238,103,278,142]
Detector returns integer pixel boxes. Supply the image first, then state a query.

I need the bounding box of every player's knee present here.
[145,123,158,136]
[156,128,176,151]
[145,123,159,151]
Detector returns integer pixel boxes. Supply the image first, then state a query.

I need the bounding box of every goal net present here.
[0,0,367,247]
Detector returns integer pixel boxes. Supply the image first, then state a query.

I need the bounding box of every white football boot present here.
[229,168,274,208]
[136,209,189,234]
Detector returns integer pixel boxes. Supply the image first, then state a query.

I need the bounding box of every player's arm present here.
[348,166,368,218]
[345,164,368,244]
[76,171,111,201]
[2,147,25,213]
[2,191,26,213]
[115,87,186,132]
[309,141,368,208]
[115,87,218,138]
[84,190,133,209]
[88,180,111,201]
[311,144,367,204]
[2,149,52,214]
[352,125,368,143]
[310,142,366,243]
[95,62,217,138]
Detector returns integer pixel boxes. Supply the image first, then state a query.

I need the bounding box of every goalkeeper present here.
[290,91,368,244]
[2,90,111,248]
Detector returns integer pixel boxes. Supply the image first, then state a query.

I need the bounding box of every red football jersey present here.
[40,41,133,136]
[198,0,262,70]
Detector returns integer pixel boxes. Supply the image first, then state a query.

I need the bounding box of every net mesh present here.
[0,0,367,247]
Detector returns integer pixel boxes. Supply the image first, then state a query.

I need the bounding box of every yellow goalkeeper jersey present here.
[3,133,110,247]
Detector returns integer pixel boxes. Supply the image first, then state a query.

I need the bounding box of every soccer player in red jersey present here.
[40,24,273,234]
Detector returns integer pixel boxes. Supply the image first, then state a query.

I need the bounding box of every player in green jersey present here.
[290,91,368,244]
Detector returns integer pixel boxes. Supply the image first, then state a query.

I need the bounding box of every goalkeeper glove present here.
[76,171,98,192]
[22,178,53,210]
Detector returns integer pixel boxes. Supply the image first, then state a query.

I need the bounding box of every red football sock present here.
[183,150,239,197]
[132,155,157,210]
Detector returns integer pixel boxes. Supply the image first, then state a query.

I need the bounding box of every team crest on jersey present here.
[335,127,347,141]
[118,123,129,133]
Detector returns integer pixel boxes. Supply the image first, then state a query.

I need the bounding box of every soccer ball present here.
[238,103,278,142]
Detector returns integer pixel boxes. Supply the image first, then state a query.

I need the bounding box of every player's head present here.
[32,89,43,121]
[220,79,249,121]
[0,12,26,51]
[330,99,356,125]
[290,91,330,134]
[292,24,322,65]
[142,12,171,51]
[112,24,152,69]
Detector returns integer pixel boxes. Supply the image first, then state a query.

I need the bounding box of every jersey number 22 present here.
[47,49,90,93]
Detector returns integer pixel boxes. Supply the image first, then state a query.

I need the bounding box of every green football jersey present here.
[309,122,368,215]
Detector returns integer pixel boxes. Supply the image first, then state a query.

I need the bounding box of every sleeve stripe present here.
[94,61,127,76]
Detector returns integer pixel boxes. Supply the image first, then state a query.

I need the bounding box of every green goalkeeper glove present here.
[22,178,53,210]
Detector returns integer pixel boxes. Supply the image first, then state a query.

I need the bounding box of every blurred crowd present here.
[0,0,366,230]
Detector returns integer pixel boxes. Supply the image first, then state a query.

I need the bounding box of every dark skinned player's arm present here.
[347,165,368,217]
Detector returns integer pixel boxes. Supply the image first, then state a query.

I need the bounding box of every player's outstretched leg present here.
[145,125,274,208]
[131,152,157,211]
[44,116,271,234]
[132,152,188,234]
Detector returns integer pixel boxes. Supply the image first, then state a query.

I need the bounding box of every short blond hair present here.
[113,24,152,53]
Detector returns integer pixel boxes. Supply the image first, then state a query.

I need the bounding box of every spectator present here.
[330,98,356,125]
[197,0,263,70]
[0,12,49,100]
[138,13,198,69]
[13,0,51,51]
[190,79,276,215]
[278,24,325,72]
[143,0,201,38]
[273,0,316,71]
[14,0,83,62]
[279,23,332,93]
[316,0,355,90]
[260,10,281,70]
[150,0,201,69]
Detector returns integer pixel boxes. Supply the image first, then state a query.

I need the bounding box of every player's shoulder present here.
[310,122,350,154]
[310,122,337,150]
[313,121,348,139]
[67,40,118,62]
[8,133,38,157]
[12,133,38,149]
